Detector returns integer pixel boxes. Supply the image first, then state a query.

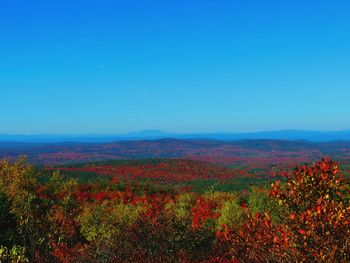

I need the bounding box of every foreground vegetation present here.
[0,157,349,262]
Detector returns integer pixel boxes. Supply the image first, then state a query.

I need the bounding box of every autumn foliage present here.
[0,157,349,262]
[269,158,350,261]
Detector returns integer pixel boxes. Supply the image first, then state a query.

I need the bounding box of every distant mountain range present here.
[1,129,350,143]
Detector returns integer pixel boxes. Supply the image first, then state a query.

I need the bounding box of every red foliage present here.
[51,242,88,263]
[269,158,350,261]
[192,197,220,229]
[217,212,293,262]
[48,159,252,183]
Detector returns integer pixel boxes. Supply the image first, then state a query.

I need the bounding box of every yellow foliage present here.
[217,198,244,230]
[78,201,144,242]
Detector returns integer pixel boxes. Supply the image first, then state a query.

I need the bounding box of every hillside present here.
[1,139,350,166]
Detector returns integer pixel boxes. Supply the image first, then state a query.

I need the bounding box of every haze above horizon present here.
[1,0,349,134]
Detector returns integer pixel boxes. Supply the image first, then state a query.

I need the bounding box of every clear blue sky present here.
[1,0,350,134]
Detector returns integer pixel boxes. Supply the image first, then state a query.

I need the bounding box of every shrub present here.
[270,158,350,261]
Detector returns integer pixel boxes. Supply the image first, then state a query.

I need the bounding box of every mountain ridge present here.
[1,129,350,143]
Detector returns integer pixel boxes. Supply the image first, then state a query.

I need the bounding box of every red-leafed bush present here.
[270,158,350,262]
[192,197,220,229]
[218,212,293,261]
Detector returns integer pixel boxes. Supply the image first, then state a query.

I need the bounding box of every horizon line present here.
[1,128,350,137]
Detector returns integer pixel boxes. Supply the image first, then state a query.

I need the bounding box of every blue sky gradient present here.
[1,0,350,134]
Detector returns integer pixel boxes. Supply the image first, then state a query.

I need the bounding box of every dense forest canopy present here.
[0,157,349,262]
